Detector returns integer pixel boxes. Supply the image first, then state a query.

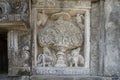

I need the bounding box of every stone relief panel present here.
[0,0,11,19]
[37,12,85,67]
[8,31,31,76]
[32,0,91,9]
[10,0,28,14]
[32,0,91,75]
[0,0,29,22]
[18,31,31,67]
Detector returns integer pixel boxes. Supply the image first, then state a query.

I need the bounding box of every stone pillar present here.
[8,30,31,76]
[84,9,90,69]
[8,31,19,76]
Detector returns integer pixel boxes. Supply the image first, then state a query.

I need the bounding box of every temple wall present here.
[0,0,120,80]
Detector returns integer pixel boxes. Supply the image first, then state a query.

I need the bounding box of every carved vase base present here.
[55,51,67,67]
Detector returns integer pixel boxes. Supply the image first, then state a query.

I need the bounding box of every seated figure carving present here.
[37,47,55,67]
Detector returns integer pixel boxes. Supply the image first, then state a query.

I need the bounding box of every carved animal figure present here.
[69,48,84,67]
[21,46,30,67]
[37,47,55,67]
[37,12,48,26]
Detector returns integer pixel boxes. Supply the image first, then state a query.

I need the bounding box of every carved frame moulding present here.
[32,0,91,75]
[0,21,28,31]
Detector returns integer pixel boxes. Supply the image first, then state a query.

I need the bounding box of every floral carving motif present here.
[10,0,28,14]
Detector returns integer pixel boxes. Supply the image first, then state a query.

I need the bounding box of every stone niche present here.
[32,0,91,75]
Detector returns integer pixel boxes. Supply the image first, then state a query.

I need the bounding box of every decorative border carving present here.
[32,0,91,9]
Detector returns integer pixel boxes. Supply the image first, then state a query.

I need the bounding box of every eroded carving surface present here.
[0,0,29,22]
[37,12,85,67]
[68,48,84,67]
[37,47,56,67]
[9,31,31,67]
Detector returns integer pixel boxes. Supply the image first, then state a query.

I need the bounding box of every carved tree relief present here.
[32,0,91,75]
[36,12,85,67]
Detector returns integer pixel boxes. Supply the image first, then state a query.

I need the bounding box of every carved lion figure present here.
[68,48,84,67]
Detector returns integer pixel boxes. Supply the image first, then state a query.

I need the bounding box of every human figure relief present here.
[69,48,84,67]
[37,47,55,67]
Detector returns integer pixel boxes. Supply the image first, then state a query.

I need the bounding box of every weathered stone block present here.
[31,76,73,80]
[75,77,102,80]
[0,75,30,80]
[104,0,120,77]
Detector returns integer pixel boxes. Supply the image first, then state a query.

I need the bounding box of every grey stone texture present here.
[104,0,120,77]
[0,0,29,22]
[8,31,31,76]
[0,0,120,80]
[90,1,100,76]
[31,0,91,76]
[0,75,120,80]
[31,76,120,80]
[0,75,30,80]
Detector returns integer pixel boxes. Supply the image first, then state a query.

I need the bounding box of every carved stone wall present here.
[0,0,30,76]
[31,0,91,75]
[8,31,31,76]
[0,0,29,22]
[0,0,120,80]
[104,0,120,76]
